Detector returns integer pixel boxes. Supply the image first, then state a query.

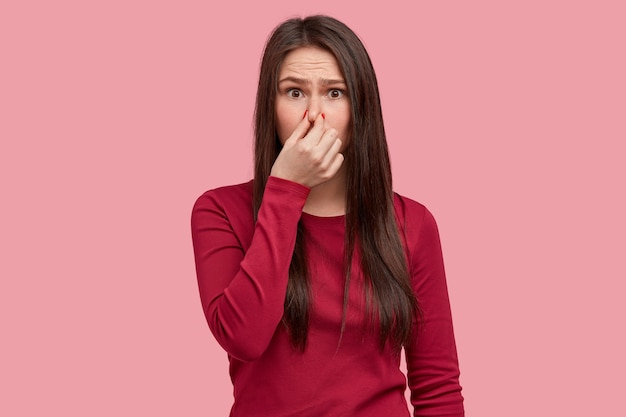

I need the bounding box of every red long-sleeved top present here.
[191,176,464,417]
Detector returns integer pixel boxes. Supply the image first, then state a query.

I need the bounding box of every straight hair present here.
[253,15,419,352]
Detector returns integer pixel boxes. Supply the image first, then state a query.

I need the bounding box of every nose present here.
[307,96,322,123]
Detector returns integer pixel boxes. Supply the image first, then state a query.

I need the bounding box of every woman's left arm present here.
[404,206,464,417]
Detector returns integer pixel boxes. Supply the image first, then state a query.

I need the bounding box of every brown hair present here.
[253,15,419,352]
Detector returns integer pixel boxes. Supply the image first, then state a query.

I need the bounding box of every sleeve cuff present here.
[265,176,311,199]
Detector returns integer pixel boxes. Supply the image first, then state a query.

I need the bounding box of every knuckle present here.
[296,143,311,154]
[310,154,322,166]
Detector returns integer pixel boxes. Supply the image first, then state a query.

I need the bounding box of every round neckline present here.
[300,211,345,227]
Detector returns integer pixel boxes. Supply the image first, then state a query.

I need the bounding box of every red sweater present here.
[191,176,464,417]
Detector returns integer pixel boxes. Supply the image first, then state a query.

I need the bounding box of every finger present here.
[326,152,345,178]
[283,111,312,146]
[319,137,343,168]
[316,127,340,154]
[301,113,326,145]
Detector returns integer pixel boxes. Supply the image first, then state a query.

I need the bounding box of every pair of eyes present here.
[285,88,346,99]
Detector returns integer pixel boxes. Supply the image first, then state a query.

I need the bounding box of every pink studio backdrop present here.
[1,1,624,416]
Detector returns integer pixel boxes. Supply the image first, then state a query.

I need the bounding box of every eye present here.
[286,88,303,98]
[328,89,345,99]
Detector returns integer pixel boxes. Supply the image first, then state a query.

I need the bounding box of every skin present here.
[270,46,350,216]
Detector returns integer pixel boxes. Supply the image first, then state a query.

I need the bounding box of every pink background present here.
[2,1,624,415]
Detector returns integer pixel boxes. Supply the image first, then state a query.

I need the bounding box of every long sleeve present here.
[191,177,309,362]
[404,207,464,417]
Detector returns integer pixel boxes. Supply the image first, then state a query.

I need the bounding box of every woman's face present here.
[275,46,351,148]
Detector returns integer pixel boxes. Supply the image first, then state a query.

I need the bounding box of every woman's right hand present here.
[270,113,344,188]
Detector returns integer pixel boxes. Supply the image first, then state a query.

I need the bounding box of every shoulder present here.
[393,192,436,231]
[393,192,442,254]
[193,180,253,212]
[191,180,254,229]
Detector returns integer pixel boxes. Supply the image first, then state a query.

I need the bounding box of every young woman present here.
[191,15,464,417]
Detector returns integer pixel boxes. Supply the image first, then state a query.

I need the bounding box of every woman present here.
[191,15,464,417]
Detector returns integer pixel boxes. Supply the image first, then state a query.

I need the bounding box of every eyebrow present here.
[278,76,346,86]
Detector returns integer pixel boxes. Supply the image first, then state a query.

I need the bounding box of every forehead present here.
[279,46,342,77]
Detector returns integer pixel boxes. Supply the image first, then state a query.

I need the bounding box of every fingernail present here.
[303,110,308,119]
[321,113,325,120]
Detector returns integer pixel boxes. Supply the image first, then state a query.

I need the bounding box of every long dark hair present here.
[253,15,419,352]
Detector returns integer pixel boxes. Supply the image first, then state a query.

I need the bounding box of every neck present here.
[302,166,346,216]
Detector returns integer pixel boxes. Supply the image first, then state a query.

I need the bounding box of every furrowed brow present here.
[278,76,309,85]
[320,78,346,86]
[277,77,346,86]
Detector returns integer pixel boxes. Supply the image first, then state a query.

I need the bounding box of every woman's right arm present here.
[191,177,309,362]
[192,113,343,362]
